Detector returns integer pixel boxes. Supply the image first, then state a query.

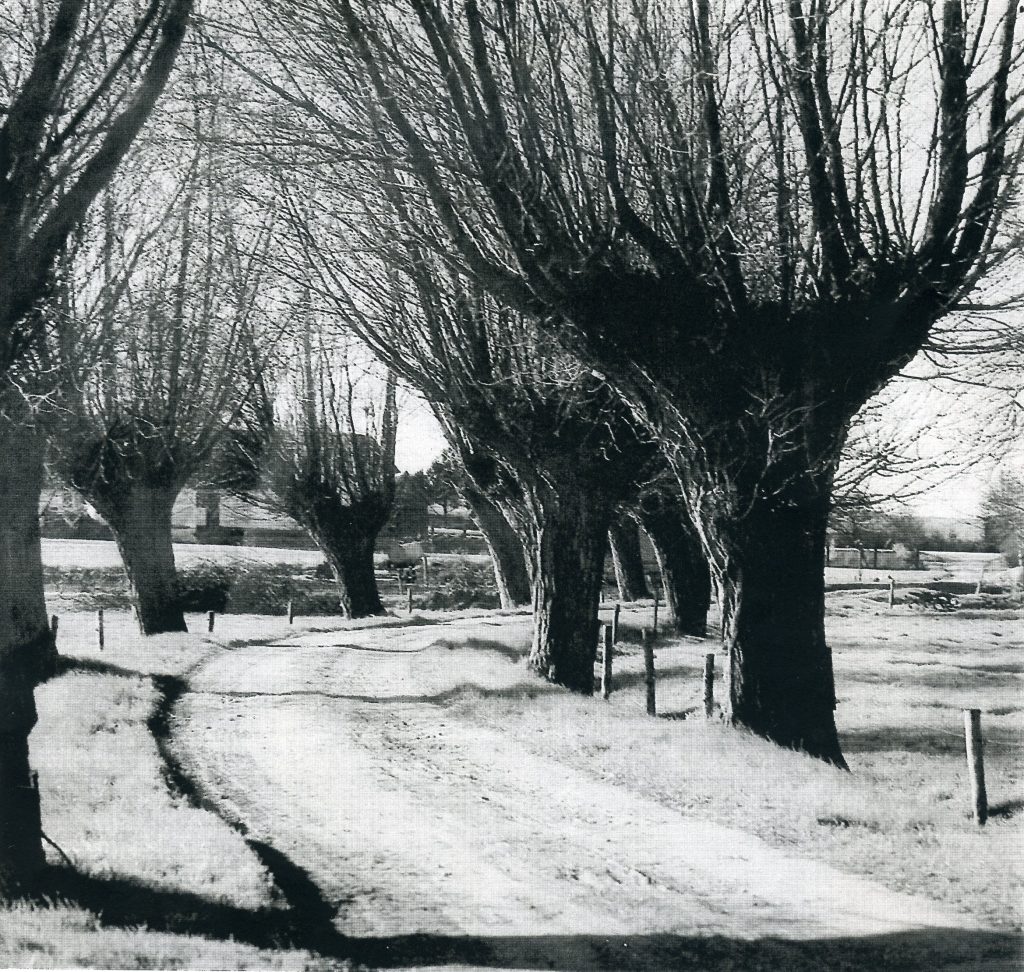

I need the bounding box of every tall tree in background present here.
[0,0,194,895]
[249,0,1021,764]
[982,469,1024,566]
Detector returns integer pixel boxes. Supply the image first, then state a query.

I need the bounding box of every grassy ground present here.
[1,581,1021,968]
[0,613,330,970]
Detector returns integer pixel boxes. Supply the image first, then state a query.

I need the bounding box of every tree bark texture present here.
[516,480,614,694]
[299,495,389,619]
[97,485,188,634]
[637,504,711,637]
[608,515,651,602]
[463,484,530,608]
[709,478,846,768]
[321,530,385,618]
[0,407,50,895]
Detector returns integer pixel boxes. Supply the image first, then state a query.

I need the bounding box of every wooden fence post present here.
[287,600,294,625]
[207,610,216,633]
[50,615,58,646]
[643,628,656,716]
[422,556,430,586]
[888,575,896,609]
[612,602,621,644]
[601,623,613,700]
[97,608,104,651]
[964,708,988,825]
[703,653,715,718]
[652,586,659,636]
[408,586,414,614]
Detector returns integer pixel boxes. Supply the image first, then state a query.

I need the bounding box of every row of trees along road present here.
[229,0,1023,767]
[0,0,196,896]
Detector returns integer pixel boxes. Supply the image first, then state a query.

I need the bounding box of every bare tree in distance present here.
[0,0,195,895]
[239,0,1022,765]
[224,317,399,619]
[50,109,273,635]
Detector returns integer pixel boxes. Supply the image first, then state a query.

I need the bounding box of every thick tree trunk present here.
[638,504,711,637]
[712,484,846,768]
[102,486,187,634]
[608,515,651,602]
[0,410,49,895]
[322,531,386,618]
[521,484,613,693]
[463,484,530,608]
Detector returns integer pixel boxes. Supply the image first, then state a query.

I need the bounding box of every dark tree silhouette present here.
[0,0,194,895]
[247,0,1022,764]
[608,513,651,604]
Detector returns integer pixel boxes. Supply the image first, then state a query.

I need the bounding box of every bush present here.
[177,561,238,612]
[223,562,342,616]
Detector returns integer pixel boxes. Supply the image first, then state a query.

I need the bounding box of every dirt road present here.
[170,617,1014,970]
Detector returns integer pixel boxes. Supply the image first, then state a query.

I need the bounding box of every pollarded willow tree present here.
[0,0,194,894]
[50,110,273,634]
[226,318,399,619]
[248,0,1022,765]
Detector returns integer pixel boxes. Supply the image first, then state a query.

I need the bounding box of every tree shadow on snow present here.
[30,864,1022,971]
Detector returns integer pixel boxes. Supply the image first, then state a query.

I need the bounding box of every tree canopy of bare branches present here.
[232,0,1022,765]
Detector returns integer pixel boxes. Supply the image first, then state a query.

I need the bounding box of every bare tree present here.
[50,117,271,634]
[241,0,1021,765]
[0,0,194,895]
[982,468,1024,566]
[226,319,398,619]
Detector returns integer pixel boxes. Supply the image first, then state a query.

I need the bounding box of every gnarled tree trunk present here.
[707,473,845,768]
[322,530,384,618]
[463,484,530,608]
[608,515,651,602]
[95,485,187,634]
[637,503,711,637]
[517,479,614,693]
[0,409,50,896]
[304,496,389,619]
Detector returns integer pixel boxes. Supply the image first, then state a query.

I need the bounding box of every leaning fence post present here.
[287,599,294,625]
[888,575,896,609]
[97,608,104,651]
[963,708,988,826]
[207,610,216,633]
[643,628,656,716]
[601,623,613,700]
[703,653,715,718]
[611,602,621,644]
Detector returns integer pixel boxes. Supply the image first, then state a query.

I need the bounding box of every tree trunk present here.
[521,484,613,693]
[0,409,49,896]
[323,531,386,618]
[463,484,530,608]
[101,485,188,634]
[608,515,651,602]
[711,483,846,768]
[638,504,711,637]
